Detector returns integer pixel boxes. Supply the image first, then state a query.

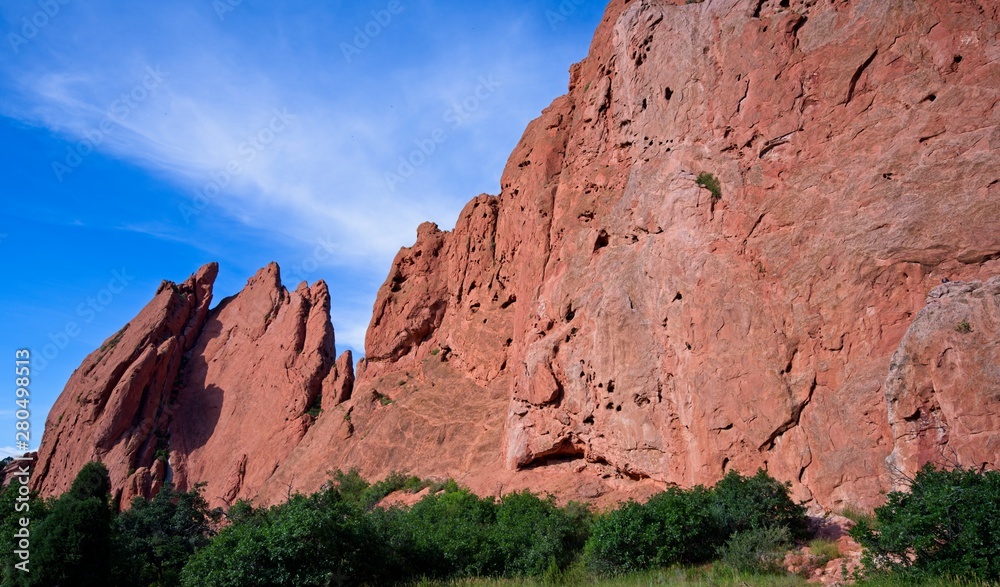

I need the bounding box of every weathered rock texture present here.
[33,263,353,507]
[884,277,1000,488]
[34,0,1000,510]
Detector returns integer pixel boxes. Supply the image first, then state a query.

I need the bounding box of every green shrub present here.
[696,172,722,200]
[181,488,387,586]
[493,491,591,576]
[584,486,719,575]
[851,465,1000,582]
[111,483,220,587]
[392,486,502,579]
[711,469,808,539]
[26,462,114,587]
[719,526,792,574]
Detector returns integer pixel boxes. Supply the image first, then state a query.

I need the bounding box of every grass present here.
[413,564,810,586]
[413,567,995,587]
[695,172,722,201]
[956,320,972,334]
[808,538,839,565]
[838,504,874,526]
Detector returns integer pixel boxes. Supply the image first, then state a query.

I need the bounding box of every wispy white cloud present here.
[0,446,29,460]
[1,2,601,354]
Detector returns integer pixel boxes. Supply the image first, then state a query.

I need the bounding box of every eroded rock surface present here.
[884,277,1000,487]
[33,263,352,508]
[34,0,1000,511]
[299,0,1000,510]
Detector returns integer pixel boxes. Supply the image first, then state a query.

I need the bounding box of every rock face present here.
[884,277,1000,488]
[33,263,353,507]
[34,0,1000,510]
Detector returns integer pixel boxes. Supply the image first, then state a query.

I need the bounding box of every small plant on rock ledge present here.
[955,320,972,334]
[696,172,722,201]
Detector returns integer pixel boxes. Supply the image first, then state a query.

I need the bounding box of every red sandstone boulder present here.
[884,277,1000,486]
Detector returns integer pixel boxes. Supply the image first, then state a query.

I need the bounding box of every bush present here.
[696,172,722,200]
[493,491,590,576]
[392,486,501,579]
[719,526,792,574]
[851,465,1000,582]
[27,462,114,587]
[181,488,386,587]
[111,483,220,587]
[584,486,719,575]
[711,469,808,539]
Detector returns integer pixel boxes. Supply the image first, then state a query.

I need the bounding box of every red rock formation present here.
[272,0,999,510]
[883,277,1000,487]
[32,263,217,504]
[33,0,1000,511]
[32,263,353,508]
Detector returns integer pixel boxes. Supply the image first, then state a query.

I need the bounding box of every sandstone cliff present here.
[32,263,354,507]
[34,0,1000,511]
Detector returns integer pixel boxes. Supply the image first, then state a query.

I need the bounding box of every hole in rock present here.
[594,230,610,251]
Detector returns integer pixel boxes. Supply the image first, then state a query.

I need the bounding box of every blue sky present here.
[0,1,606,458]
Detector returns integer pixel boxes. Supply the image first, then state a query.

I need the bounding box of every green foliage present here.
[711,469,808,539]
[181,487,386,587]
[695,172,722,200]
[0,482,47,587]
[396,486,502,579]
[329,468,427,510]
[492,492,591,576]
[584,470,806,577]
[719,526,792,574]
[111,483,220,587]
[329,468,371,504]
[224,499,261,526]
[27,462,114,587]
[366,471,425,507]
[808,538,840,565]
[851,465,1000,582]
[584,486,719,575]
[955,320,972,334]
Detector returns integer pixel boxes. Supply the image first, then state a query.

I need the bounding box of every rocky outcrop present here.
[275,0,999,510]
[884,277,1000,487]
[34,0,1000,511]
[32,263,217,503]
[33,263,353,508]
